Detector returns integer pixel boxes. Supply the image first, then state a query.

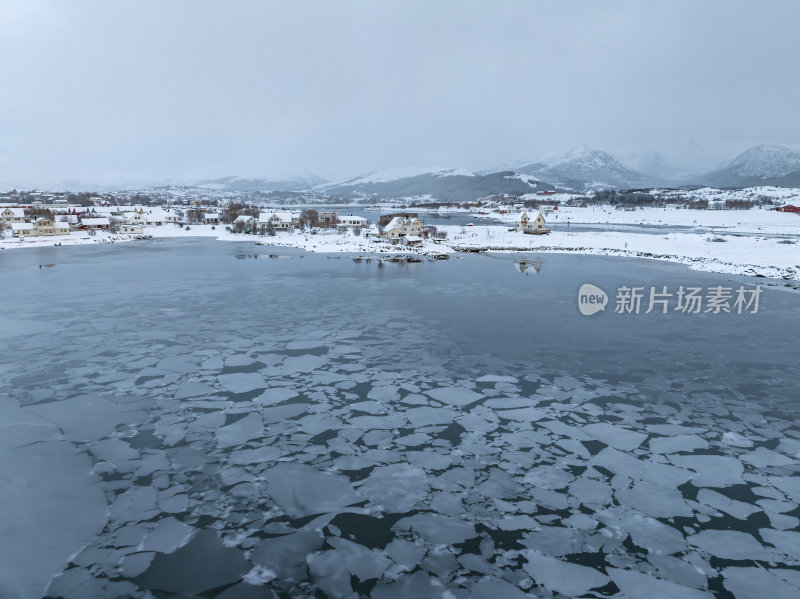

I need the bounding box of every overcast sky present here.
[1,0,799,187]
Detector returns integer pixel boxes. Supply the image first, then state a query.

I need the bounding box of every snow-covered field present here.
[480,205,800,235]
[445,226,799,280]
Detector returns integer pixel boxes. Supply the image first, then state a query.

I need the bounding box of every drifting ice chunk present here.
[687,529,774,561]
[668,455,744,488]
[217,373,267,394]
[263,462,361,518]
[522,550,609,596]
[615,479,692,518]
[0,437,107,599]
[760,529,800,563]
[583,422,647,451]
[625,512,688,554]
[524,465,574,489]
[649,434,708,454]
[569,477,613,508]
[357,463,428,512]
[139,517,196,554]
[327,537,392,580]
[215,412,263,448]
[281,355,327,373]
[721,431,753,448]
[393,514,476,544]
[384,540,426,571]
[608,568,714,598]
[497,407,547,422]
[307,550,356,598]
[475,375,519,383]
[256,387,298,405]
[109,486,160,523]
[174,382,217,399]
[696,489,760,520]
[723,567,800,599]
[741,447,796,468]
[426,386,483,407]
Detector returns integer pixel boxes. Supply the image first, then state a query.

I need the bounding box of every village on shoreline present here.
[1,187,799,282]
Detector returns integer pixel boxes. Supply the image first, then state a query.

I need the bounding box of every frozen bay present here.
[0,238,798,598]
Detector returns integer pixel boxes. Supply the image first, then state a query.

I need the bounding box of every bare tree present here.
[298,209,320,229]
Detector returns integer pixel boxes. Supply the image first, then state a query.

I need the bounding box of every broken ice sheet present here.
[522,550,609,596]
[608,567,714,599]
[357,463,429,512]
[217,372,267,394]
[263,462,361,517]
[0,430,107,599]
[138,517,196,554]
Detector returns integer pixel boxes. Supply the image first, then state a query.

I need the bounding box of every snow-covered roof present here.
[81,217,110,226]
[405,235,422,242]
[11,223,35,231]
[52,221,69,229]
[234,215,254,223]
[384,217,404,230]
[258,210,296,223]
[204,213,220,220]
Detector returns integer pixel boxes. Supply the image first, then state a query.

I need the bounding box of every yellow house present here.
[0,207,25,227]
[516,211,549,235]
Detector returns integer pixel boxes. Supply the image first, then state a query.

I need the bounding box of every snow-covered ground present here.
[445,226,799,280]
[480,205,800,235]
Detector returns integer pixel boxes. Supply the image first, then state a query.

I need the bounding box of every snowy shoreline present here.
[2,210,798,282]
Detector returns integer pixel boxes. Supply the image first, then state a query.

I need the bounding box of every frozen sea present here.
[1,238,798,599]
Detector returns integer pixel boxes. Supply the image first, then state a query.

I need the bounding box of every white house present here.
[204,213,220,225]
[127,212,148,226]
[11,222,36,237]
[52,220,70,235]
[516,211,549,235]
[257,211,298,232]
[121,223,144,234]
[383,216,423,240]
[337,215,368,228]
[11,218,70,237]
[0,207,25,227]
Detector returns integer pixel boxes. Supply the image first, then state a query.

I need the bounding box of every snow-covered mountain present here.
[195,173,326,192]
[511,147,661,191]
[319,167,554,202]
[699,145,800,188]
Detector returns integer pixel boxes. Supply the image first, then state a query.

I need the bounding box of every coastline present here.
[2,219,798,282]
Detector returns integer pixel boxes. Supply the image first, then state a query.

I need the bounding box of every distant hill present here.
[318,167,555,202]
[195,173,326,192]
[509,147,663,191]
[697,145,800,188]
